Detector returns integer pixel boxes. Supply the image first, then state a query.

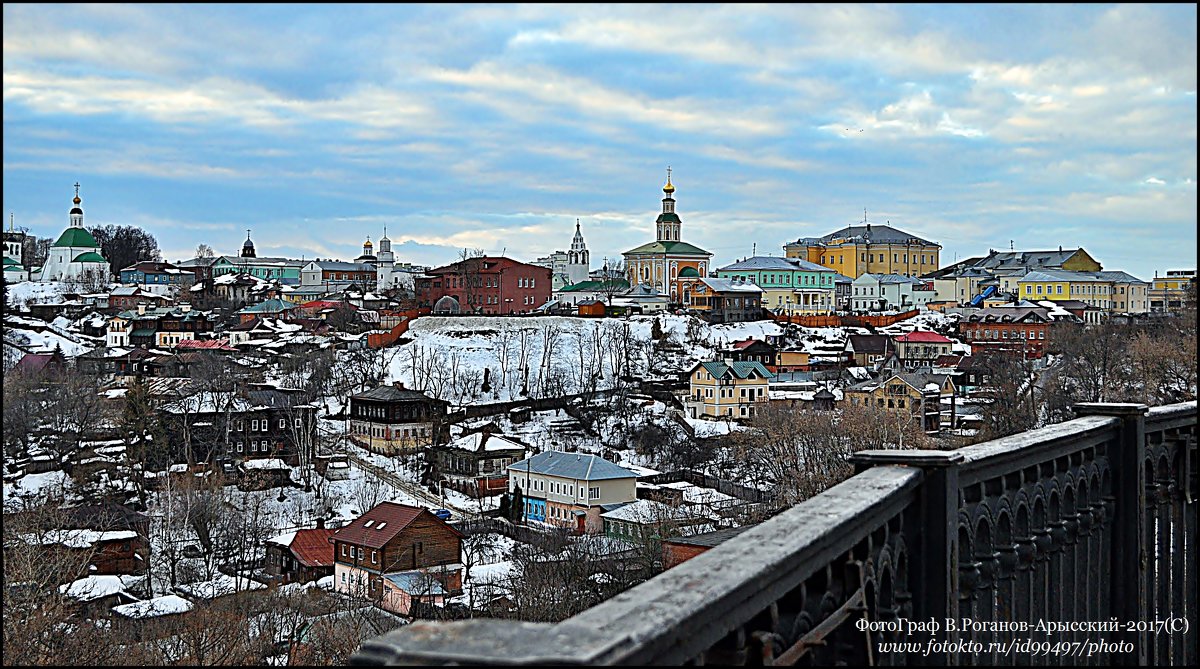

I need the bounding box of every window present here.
[278,419,286,429]
[295,418,303,427]
[1057,285,1063,294]
[251,419,259,431]
[237,441,243,453]
[342,545,347,557]
[371,550,377,564]
[589,487,600,499]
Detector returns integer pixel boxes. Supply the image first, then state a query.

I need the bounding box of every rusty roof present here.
[289,528,337,568]
[331,502,461,549]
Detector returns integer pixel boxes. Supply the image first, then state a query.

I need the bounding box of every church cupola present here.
[378,227,392,255]
[241,229,257,258]
[363,236,373,256]
[656,167,681,242]
[69,182,84,228]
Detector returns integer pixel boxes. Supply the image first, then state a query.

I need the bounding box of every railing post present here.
[1073,402,1148,665]
[853,450,964,666]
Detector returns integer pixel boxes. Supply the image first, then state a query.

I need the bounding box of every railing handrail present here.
[355,465,922,665]
[352,402,1199,666]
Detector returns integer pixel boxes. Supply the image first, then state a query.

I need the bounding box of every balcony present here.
[353,401,1197,666]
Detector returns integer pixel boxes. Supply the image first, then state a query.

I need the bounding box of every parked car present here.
[431,508,452,521]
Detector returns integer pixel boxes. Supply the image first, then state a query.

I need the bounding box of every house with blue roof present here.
[506,451,639,534]
[686,359,774,420]
[236,298,296,324]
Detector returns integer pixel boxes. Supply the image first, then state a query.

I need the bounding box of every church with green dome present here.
[36,183,111,283]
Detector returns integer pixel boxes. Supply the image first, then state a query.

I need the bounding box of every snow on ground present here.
[3,470,77,511]
[685,417,749,438]
[5,281,71,309]
[3,321,91,356]
[386,315,793,405]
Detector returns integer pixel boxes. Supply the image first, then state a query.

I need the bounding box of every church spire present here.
[657,167,680,242]
[69,182,84,228]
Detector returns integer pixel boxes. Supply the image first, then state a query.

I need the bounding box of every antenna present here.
[752,242,756,256]
[1010,240,1014,251]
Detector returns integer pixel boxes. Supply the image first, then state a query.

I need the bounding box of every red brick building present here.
[416,256,551,315]
[959,305,1064,359]
[661,525,754,570]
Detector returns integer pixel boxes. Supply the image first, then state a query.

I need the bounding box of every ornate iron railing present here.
[352,402,1197,666]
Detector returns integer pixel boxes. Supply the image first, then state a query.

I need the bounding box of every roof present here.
[846,334,891,354]
[384,571,447,596]
[558,278,631,292]
[855,272,923,285]
[237,298,296,314]
[895,331,951,344]
[507,451,639,481]
[174,574,267,600]
[797,224,939,247]
[59,574,144,602]
[332,502,461,549]
[112,594,194,619]
[717,256,836,273]
[14,352,62,374]
[304,260,377,272]
[677,267,700,278]
[71,251,108,263]
[52,227,100,249]
[446,432,527,453]
[622,240,712,256]
[600,498,695,523]
[699,277,763,293]
[694,360,774,380]
[662,524,755,548]
[287,528,337,567]
[352,385,444,403]
[976,249,1092,271]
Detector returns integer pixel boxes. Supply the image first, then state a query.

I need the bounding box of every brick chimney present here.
[315,517,325,529]
[392,381,405,390]
[137,303,146,315]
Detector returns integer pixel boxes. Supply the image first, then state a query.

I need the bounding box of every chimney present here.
[316,517,325,529]
[180,303,191,313]
[137,304,146,315]
[392,381,405,389]
[1058,245,1063,254]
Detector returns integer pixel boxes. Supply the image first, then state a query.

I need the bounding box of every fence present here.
[353,401,1197,665]
[772,309,920,328]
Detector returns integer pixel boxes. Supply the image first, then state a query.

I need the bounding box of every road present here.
[346,452,481,520]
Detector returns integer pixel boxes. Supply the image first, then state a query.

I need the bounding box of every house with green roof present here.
[715,256,837,315]
[622,170,713,304]
[686,359,774,420]
[236,298,297,323]
[552,277,631,307]
[37,185,111,283]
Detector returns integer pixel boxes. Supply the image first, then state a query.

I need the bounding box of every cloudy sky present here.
[3,4,1196,279]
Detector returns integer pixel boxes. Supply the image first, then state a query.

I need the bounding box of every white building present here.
[851,273,936,312]
[535,220,592,291]
[3,216,29,283]
[507,451,638,534]
[37,184,111,283]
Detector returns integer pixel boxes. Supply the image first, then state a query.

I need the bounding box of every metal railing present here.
[351,401,1197,666]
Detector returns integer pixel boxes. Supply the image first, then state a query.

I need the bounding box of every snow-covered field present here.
[5,281,72,308]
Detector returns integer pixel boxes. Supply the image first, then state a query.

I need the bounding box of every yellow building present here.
[784,221,941,279]
[687,359,773,420]
[1149,270,1196,313]
[1018,270,1149,314]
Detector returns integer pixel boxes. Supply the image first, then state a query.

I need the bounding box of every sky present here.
[3,4,1196,280]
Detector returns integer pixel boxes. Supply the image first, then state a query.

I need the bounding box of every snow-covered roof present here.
[112,594,194,619]
[174,574,267,600]
[240,458,290,471]
[600,498,697,523]
[24,529,138,548]
[60,574,144,602]
[445,432,526,453]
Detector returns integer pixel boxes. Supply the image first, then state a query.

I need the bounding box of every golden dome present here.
[73,196,82,204]
[663,178,675,194]
[364,238,373,247]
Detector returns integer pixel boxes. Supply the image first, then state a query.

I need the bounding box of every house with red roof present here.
[264,523,337,584]
[331,502,463,616]
[893,331,954,369]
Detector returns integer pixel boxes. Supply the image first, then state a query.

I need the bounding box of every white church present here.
[36,184,110,283]
[535,220,591,291]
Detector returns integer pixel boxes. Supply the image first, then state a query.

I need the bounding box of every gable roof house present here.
[686,359,774,421]
[429,431,527,498]
[264,524,338,585]
[507,451,639,534]
[331,502,464,617]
